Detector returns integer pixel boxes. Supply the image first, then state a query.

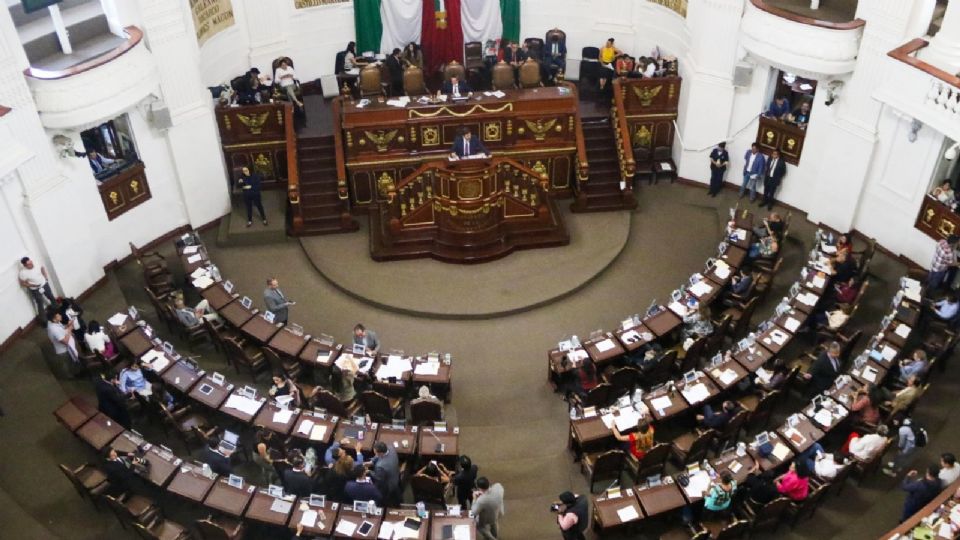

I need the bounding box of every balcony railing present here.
[24,26,143,80]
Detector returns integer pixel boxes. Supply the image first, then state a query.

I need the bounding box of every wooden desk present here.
[288,499,338,538]
[120,327,155,358]
[75,412,124,451]
[375,424,419,459]
[733,344,774,373]
[54,396,97,432]
[371,355,414,397]
[189,375,234,410]
[333,507,383,539]
[895,302,921,327]
[868,340,901,369]
[773,309,807,335]
[140,349,176,376]
[417,428,459,467]
[219,388,267,424]
[379,509,428,540]
[756,326,791,356]
[748,432,794,472]
[593,487,644,530]
[644,388,689,421]
[776,416,825,454]
[204,478,255,517]
[615,323,655,353]
[883,322,911,349]
[719,245,747,269]
[678,374,721,408]
[727,228,753,251]
[802,400,849,433]
[242,314,282,344]
[300,338,341,368]
[801,270,829,296]
[105,311,139,338]
[161,361,202,393]
[254,403,300,436]
[569,416,614,455]
[790,291,821,314]
[430,515,476,540]
[290,410,337,446]
[335,420,379,456]
[689,277,722,306]
[141,445,181,487]
[410,356,453,403]
[584,333,626,366]
[644,309,683,338]
[635,481,687,517]
[706,360,749,391]
[200,283,237,310]
[823,377,863,410]
[167,462,216,503]
[220,302,256,328]
[269,327,310,358]
[245,491,295,526]
[704,264,734,289]
[711,451,757,485]
[181,247,209,275]
[850,360,888,387]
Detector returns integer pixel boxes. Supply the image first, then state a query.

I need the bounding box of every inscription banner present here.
[191,0,235,46]
[295,0,350,8]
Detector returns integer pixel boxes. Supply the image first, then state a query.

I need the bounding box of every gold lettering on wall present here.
[190,0,235,47]
[648,0,687,17]
[294,0,349,9]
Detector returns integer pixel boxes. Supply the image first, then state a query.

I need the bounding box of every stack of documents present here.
[224,394,262,416]
[414,361,441,376]
[141,349,170,372]
[681,383,710,404]
[689,281,713,297]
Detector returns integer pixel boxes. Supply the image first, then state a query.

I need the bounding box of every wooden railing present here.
[611,78,636,197]
[569,83,590,199]
[880,477,960,539]
[98,161,151,220]
[24,26,143,80]
[331,98,349,201]
[889,38,960,89]
[756,116,807,165]
[283,103,303,234]
[749,0,864,30]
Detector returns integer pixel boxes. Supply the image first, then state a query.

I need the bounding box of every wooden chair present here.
[464,41,484,71]
[443,60,466,84]
[145,287,176,331]
[651,146,677,184]
[679,337,708,373]
[628,443,671,481]
[202,318,234,356]
[738,390,780,435]
[851,437,893,485]
[59,463,109,504]
[104,492,159,530]
[739,496,790,536]
[696,516,749,539]
[518,58,542,88]
[576,382,615,408]
[721,275,758,309]
[410,474,447,506]
[160,403,216,452]
[785,481,829,526]
[491,61,515,90]
[705,315,732,357]
[132,516,191,540]
[824,462,854,497]
[580,449,626,492]
[646,350,678,387]
[224,338,269,381]
[603,366,641,394]
[195,516,246,540]
[410,398,443,425]
[262,346,301,381]
[129,242,168,278]
[837,329,864,364]
[713,410,748,451]
[669,429,715,467]
[720,297,759,340]
[402,65,428,96]
[167,304,213,350]
[359,390,403,423]
[359,64,383,97]
[312,387,361,418]
[753,258,782,302]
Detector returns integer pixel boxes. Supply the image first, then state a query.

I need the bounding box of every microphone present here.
[427,428,445,453]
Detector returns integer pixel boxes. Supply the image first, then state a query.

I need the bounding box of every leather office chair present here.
[202,317,237,356]
[359,64,383,97]
[580,449,625,492]
[130,242,168,278]
[312,387,360,418]
[784,481,829,526]
[491,61,515,90]
[104,493,159,531]
[740,496,790,536]
[669,429,715,467]
[160,402,216,452]
[464,41,484,71]
[443,60,466,84]
[628,442,670,481]
[523,37,544,60]
[705,314,732,358]
[195,516,246,540]
[410,398,443,425]
[645,349,678,387]
[271,56,303,104]
[720,296,759,340]
[261,346,301,382]
[602,366,640,394]
[714,409,748,449]
[410,473,447,506]
[58,463,109,505]
[576,381,614,408]
[738,389,780,434]
[224,338,270,381]
[403,66,428,96]
[518,59,542,88]
[359,390,403,423]
[679,336,707,373]
[132,516,191,540]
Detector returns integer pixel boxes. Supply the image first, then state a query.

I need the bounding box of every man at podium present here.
[450,127,489,160]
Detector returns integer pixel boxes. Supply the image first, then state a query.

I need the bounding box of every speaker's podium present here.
[369,155,569,263]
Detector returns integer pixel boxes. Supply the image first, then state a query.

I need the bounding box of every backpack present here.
[911,423,928,448]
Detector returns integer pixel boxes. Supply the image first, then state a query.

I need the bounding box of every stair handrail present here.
[332,97,350,201]
[283,102,304,234]
[611,77,636,185]
[566,82,590,189]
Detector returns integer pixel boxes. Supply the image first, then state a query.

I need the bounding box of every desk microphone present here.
[427,429,445,453]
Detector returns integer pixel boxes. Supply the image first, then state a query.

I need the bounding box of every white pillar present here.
[922,0,960,75]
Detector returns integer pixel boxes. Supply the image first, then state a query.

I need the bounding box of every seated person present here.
[274,59,302,108]
[898,350,929,383]
[343,41,357,71]
[87,150,116,175]
[544,34,566,75]
[84,320,117,358]
[614,54,634,77]
[611,420,655,460]
[753,212,785,240]
[814,449,848,481]
[173,296,220,328]
[766,96,791,120]
[742,469,779,506]
[629,345,663,372]
[932,180,957,207]
[640,57,658,78]
[747,234,779,261]
[753,359,789,392]
[200,436,233,475]
[450,127,488,159]
[282,455,315,497]
[411,384,443,409]
[931,293,960,321]
[889,376,919,415]
[847,424,889,461]
[503,41,522,67]
[562,357,598,401]
[102,447,142,493]
[696,400,739,430]
[727,270,754,298]
[681,305,713,340]
[402,42,423,69]
[417,461,452,484]
[269,374,301,407]
[343,467,382,506]
[941,453,960,487]
[834,233,853,258]
[119,359,149,397]
[832,277,859,306]
[792,102,811,127]
[849,385,883,425]
[832,251,858,283]
[775,461,810,501]
[442,76,471,97]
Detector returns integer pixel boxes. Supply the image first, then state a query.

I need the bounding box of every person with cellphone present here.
[553,491,588,540]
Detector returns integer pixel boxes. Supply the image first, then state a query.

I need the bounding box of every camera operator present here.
[552,491,588,540]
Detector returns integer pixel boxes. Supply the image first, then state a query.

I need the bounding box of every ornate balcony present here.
[23,26,160,129]
[740,0,865,76]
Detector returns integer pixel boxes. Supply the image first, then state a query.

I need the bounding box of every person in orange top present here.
[612,420,655,460]
[615,54,634,77]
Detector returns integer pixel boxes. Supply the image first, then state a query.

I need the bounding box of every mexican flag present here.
[354,0,520,70]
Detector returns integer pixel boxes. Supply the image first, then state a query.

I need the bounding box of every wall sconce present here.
[908,119,923,143]
[51,134,77,158]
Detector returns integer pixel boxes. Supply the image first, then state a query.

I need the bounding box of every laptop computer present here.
[309,494,325,507]
[220,430,239,453]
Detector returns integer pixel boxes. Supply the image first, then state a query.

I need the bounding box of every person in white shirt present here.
[940,453,960,487]
[848,424,889,462]
[84,320,117,359]
[642,59,657,78]
[932,294,959,322]
[815,451,847,481]
[173,297,220,328]
[18,256,55,320]
[274,59,302,108]
[47,310,79,372]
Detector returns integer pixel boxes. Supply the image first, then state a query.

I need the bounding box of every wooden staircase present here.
[296,135,358,235]
[571,116,637,212]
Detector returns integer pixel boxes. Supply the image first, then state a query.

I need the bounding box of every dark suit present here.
[95,378,131,429]
[708,147,729,196]
[808,352,841,395]
[103,457,139,493]
[761,157,786,209]
[282,469,315,497]
[344,480,382,505]
[441,80,471,96]
[544,41,567,74]
[200,447,233,476]
[450,136,488,159]
[385,55,403,96]
[371,448,400,505]
[237,172,266,223]
[834,258,858,283]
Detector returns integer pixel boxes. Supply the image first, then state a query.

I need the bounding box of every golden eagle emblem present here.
[523,119,557,141]
[236,112,270,135]
[632,85,663,107]
[364,129,398,153]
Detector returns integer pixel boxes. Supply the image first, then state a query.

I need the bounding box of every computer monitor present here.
[683,370,697,384]
[267,484,284,498]
[671,289,683,303]
[241,385,257,399]
[789,283,801,298]
[263,311,276,324]
[755,432,770,446]
[211,372,225,385]
[646,475,661,487]
[353,500,369,513]
[162,341,175,355]
[737,338,750,352]
[711,353,723,366]
[288,323,304,336]
[223,430,239,445]
[309,494,325,507]
[240,296,253,309]
[787,414,800,428]
[812,395,823,409]
[223,280,234,293]
[227,474,244,489]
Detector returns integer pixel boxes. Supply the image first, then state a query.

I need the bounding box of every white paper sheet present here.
[714,261,731,280]
[108,313,128,326]
[684,470,711,498]
[335,519,357,537]
[190,267,208,279]
[770,330,788,345]
[650,396,673,410]
[193,276,214,290]
[620,330,641,344]
[813,409,833,427]
[270,498,293,513]
[310,424,327,441]
[143,353,170,373]
[595,339,616,353]
[772,443,790,461]
[660,162,672,171]
[811,275,826,289]
[689,281,713,297]
[862,367,877,383]
[187,254,202,264]
[298,419,314,435]
[784,317,801,333]
[414,362,441,376]
[881,346,897,361]
[601,413,616,429]
[272,409,294,424]
[224,394,263,416]
[719,369,739,386]
[616,505,640,522]
[669,301,690,317]
[453,525,471,540]
[894,324,911,338]
[183,245,200,254]
[798,292,818,306]
[681,383,710,404]
[300,509,318,527]
[614,409,642,432]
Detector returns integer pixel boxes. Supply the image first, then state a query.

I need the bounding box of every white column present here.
[243,0,289,73]
[922,0,960,75]
[137,0,230,228]
[675,0,745,182]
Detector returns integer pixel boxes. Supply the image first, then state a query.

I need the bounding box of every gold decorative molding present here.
[632,85,663,107]
[237,111,270,135]
[364,129,398,152]
[408,103,513,118]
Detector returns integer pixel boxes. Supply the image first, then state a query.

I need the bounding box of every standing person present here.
[264,278,294,324]
[708,142,729,197]
[369,441,400,506]
[385,48,403,96]
[899,465,942,523]
[928,234,959,291]
[94,372,131,428]
[84,320,117,359]
[237,166,267,227]
[598,38,620,91]
[47,310,79,374]
[401,42,423,69]
[740,143,766,202]
[471,477,505,540]
[18,256,56,321]
[761,149,786,210]
[353,324,380,355]
[450,126,488,159]
[884,418,918,477]
[554,491,588,540]
[452,455,479,508]
[806,341,843,395]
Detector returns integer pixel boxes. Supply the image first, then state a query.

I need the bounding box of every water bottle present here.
[569,406,578,421]
[416,501,427,518]
[572,335,580,348]
[202,463,212,478]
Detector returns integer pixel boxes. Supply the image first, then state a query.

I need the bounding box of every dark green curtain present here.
[354,0,382,54]
[499,0,520,43]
